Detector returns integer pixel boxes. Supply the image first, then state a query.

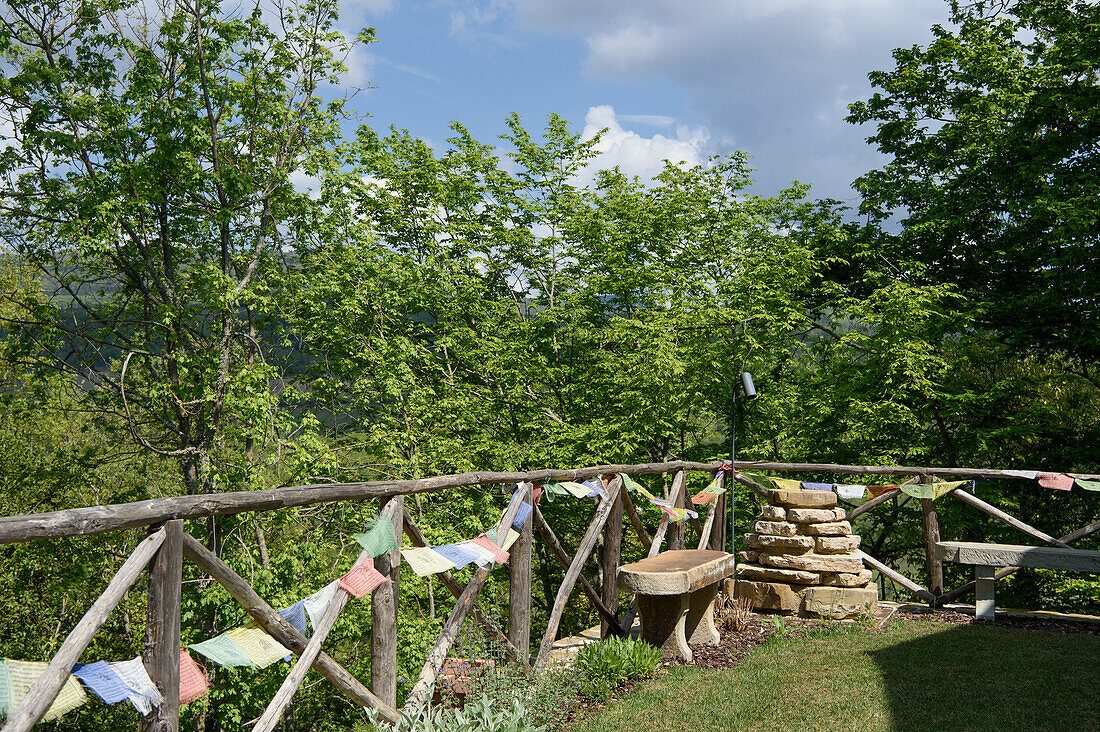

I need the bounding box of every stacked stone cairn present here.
[731,488,877,620]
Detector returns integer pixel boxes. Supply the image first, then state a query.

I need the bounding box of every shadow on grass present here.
[870,622,1100,732]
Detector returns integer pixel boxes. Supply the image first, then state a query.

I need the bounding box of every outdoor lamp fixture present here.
[730,371,757,555]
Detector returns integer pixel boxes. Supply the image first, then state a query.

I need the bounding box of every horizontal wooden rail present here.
[737,461,1100,481]
[0,461,725,545]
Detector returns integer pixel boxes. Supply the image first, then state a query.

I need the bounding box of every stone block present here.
[815,535,861,554]
[832,508,848,520]
[734,579,808,613]
[752,520,800,537]
[738,550,759,563]
[745,533,815,552]
[802,586,878,620]
[804,521,852,536]
[768,489,837,509]
[787,508,839,524]
[736,563,821,585]
[760,505,787,520]
[819,569,874,587]
[758,553,865,574]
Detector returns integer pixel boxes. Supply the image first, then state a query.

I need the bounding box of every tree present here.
[847,0,1100,368]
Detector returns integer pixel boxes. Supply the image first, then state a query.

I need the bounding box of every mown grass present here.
[569,621,1100,732]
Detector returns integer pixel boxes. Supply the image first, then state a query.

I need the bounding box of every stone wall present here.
[732,488,877,620]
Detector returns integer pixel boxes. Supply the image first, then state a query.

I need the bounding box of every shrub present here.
[573,636,661,700]
[364,693,544,732]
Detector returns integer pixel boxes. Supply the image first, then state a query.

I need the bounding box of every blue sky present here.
[332,0,951,206]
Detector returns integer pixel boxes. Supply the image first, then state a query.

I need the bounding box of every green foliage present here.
[365,693,544,732]
[573,636,662,700]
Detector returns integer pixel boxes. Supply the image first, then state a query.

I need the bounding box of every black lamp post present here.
[730,371,757,554]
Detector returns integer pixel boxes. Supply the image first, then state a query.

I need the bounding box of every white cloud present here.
[508,0,950,200]
[580,105,708,185]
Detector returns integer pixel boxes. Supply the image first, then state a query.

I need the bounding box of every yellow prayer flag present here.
[401,547,457,577]
[558,481,591,498]
[4,660,88,722]
[771,478,804,491]
[226,623,291,669]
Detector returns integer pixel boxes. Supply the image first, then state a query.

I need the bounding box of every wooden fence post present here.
[601,481,623,639]
[143,520,182,732]
[710,475,727,552]
[372,496,403,708]
[920,476,943,603]
[508,482,533,660]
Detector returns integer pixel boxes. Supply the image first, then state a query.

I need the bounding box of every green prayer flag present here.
[189,635,254,669]
[741,473,776,490]
[1076,480,1100,492]
[354,517,399,557]
[899,480,967,501]
[620,472,655,501]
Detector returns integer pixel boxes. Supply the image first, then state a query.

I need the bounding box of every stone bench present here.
[935,541,1100,620]
[618,549,737,662]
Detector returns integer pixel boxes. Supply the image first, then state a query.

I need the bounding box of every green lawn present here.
[569,621,1100,732]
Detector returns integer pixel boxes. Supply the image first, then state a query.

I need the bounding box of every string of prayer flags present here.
[803,482,833,492]
[740,473,776,490]
[836,484,867,501]
[471,535,509,564]
[554,481,593,499]
[178,649,209,706]
[1077,480,1100,492]
[691,476,725,505]
[226,623,291,669]
[0,659,88,721]
[433,542,482,569]
[339,556,391,598]
[1037,472,1074,491]
[770,477,804,491]
[72,657,163,715]
[188,633,254,669]
[1001,470,1039,480]
[302,581,340,632]
[900,481,968,501]
[865,485,899,499]
[620,472,657,501]
[353,518,399,557]
[540,482,569,502]
[580,479,606,498]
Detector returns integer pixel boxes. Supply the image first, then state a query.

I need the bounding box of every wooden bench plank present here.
[935,542,1100,573]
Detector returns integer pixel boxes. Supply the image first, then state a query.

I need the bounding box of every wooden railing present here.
[2,459,1097,731]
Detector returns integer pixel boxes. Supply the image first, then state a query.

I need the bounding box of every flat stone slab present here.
[734,579,808,613]
[804,521,852,536]
[618,549,737,595]
[935,542,1100,572]
[816,535,861,554]
[751,520,800,537]
[736,563,821,585]
[759,553,864,574]
[768,489,837,509]
[746,533,814,552]
[787,508,845,523]
[819,569,874,587]
[803,586,878,620]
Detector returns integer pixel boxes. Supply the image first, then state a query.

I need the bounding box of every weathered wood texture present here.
[535,477,625,667]
[667,471,687,551]
[920,476,943,601]
[601,484,623,639]
[401,508,527,665]
[1,528,166,732]
[371,497,403,708]
[936,541,1100,572]
[405,488,527,710]
[142,520,183,732]
[736,462,1100,481]
[531,506,623,634]
[508,483,533,659]
[858,550,936,603]
[937,519,1100,605]
[252,575,351,732]
[0,461,726,545]
[179,534,401,724]
[951,489,1071,548]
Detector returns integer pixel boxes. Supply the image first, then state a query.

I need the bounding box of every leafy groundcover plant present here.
[574,636,663,701]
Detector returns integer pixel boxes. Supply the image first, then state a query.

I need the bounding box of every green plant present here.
[574,636,662,700]
[364,693,543,732]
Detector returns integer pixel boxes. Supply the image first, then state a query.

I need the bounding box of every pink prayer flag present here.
[339,556,392,598]
[471,535,509,564]
[178,649,209,706]
[1037,472,1074,491]
[691,492,718,506]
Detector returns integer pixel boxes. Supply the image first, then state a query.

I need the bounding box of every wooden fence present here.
[1,459,1097,731]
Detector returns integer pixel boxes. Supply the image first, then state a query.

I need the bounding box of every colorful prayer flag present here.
[803,482,834,492]
[1076,480,1100,492]
[771,478,803,491]
[278,601,308,637]
[433,543,481,570]
[226,623,291,669]
[353,518,399,558]
[1037,472,1074,491]
[511,501,532,530]
[471,535,509,564]
[178,649,209,706]
[865,484,899,498]
[0,659,88,721]
[401,546,457,577]
[188,633,254,669]
[302,581,340,632]
[556,481,592,498]
[740,472,775,490]
[835,484,867,501]
[900,481,967,501]
[1000,470,1039,480]
[339,556,391,598]
[72,657,163,715]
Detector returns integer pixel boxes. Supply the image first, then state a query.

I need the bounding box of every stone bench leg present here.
[975,565,996,621]
[635,593,692,662]
[684,584,720,646]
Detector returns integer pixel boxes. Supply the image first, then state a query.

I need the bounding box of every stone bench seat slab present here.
[935,541,1100,572]
[618,549,736,662]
